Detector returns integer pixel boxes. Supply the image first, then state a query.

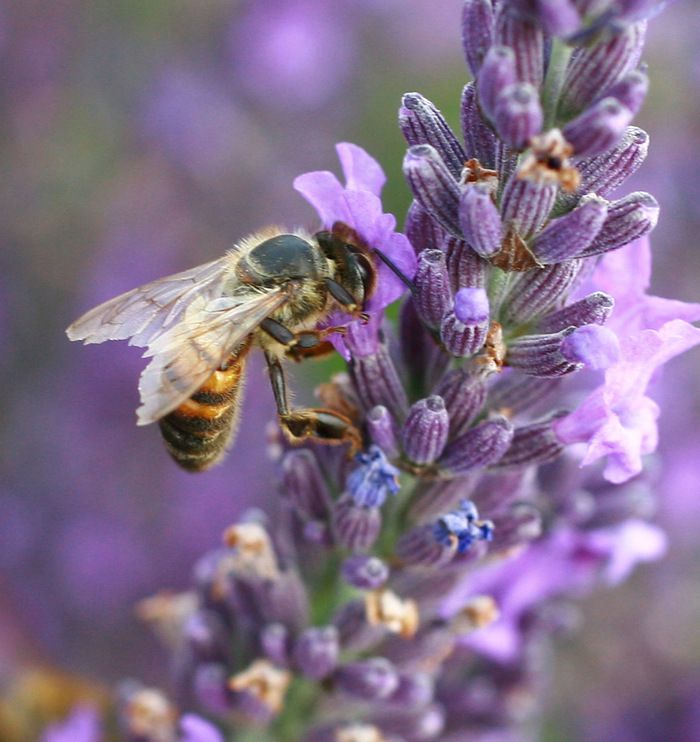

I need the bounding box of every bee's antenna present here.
[372,248,416,296]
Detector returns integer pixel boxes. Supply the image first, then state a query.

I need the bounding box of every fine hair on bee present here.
[66,223,379,471]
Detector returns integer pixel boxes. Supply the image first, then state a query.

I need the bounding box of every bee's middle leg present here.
[264,352,362,455]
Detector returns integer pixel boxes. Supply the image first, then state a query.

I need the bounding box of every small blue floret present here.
[433,499,494,554]
[346,445,400,509]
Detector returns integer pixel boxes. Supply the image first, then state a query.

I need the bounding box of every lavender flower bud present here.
[400,93,467,178]
[506,327,582,377]
[458,183,503,258]
[439,416,514,474]
[332,600,384,653]
[347,445,401,508]
[445,237,489,293]
[414,249,452,328]
[409,475,480,523]
[477,45,517,121]
[193,663,232,715]
[534,0,581,35]
[489,502,543,551]
[388,672,435,708]
[538,291,615,333]
[501,259,584,325]
[281,449,331,521]
[332,495,382,551]
[342,554,389,590]
[349,343,409,421]
[367,405,400,458]
[580,191,659,256]
[531,194,609,263]
[574,126,649,199]
[184,609,227,662]
[494,6,545,87]
[493,413,568,468]
[433,500,494,554]
[336,658,400,701]
[561,324,620,369]
[501,172,557,239]
[403,144,462,236]
[605,67,649,115]
[460,83,497,167]
[560,21,647,115]
[494,83,543,150]
[260,623,290,667]
[487,372,563,418]
[396,523,457,568]
[435,366,486,438]
[405,200,445,253]
[440,288,490,357]
[462,0,495,76]
[399,299,450,394]
[402,396,450,465]
[564,98,634,158]
[293,626,339,680]
[302,520,333,547]
[369,704,445,740]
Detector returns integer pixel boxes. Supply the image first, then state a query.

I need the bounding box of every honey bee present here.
[67,225,377,471]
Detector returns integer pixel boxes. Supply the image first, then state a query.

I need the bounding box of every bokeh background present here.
[0,1,699,739]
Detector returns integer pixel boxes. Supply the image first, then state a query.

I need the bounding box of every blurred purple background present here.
[0,1,699,738]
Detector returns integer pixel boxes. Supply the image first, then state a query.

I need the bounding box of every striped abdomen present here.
[158,343,250,472]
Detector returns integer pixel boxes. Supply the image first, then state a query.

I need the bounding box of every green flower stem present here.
[541,37,573,130]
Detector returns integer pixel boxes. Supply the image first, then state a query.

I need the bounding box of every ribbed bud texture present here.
[494,413,568,468]
[367,405,399,458]
[396,524,456,568]
[507,327,583,377]
[538,291,614,333]
[605,68,649,115]
[580,191,659,256]
[573,126,649,199]
[531,195,608,263]
[462,0,495,76]
[281,450,330,521]
[489,502,543,551]
[494,6,544,87]
[403,144,463,236]
[560,21,647,115]
[478,45,517,121]
[502,260,584,325]
[435,367,487,439]
[414,249,452,328]
[440,287,490,357]
[439,416,514,474]
[445,237,489,293]
[293,627,339,680]
[405,200,446,253]
[494,83,543,150]
[332,496,382,552]
[400,93,467,178]
[501,174,557,239]
[459,182,503,258]
[460,83,497,167]
[350,344,409,421]
[564,98,634,158]
[402,396,450,465]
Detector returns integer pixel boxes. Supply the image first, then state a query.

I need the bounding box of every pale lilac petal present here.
[42,706,101,742]
[336,141,386,196]
[597,520,667,585]
[293,170,352,227]
[367,232,417,312]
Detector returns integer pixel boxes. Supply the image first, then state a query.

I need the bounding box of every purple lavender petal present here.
[459,182,503,258]
[564,98,634,158]
[477,45,518,122]
[493,82,544,150]
[460,82,498,167]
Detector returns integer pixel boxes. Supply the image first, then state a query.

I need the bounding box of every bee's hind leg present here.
[265,352,362,455]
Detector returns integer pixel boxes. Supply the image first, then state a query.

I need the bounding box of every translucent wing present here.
[135,287,288,425]
[66,256,233,348]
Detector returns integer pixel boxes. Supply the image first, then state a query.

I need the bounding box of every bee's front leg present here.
[265,352,362,455]
[261,317,345,361]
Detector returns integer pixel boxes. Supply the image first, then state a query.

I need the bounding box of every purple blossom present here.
[294,142,417,355]
[41,706,101,742]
